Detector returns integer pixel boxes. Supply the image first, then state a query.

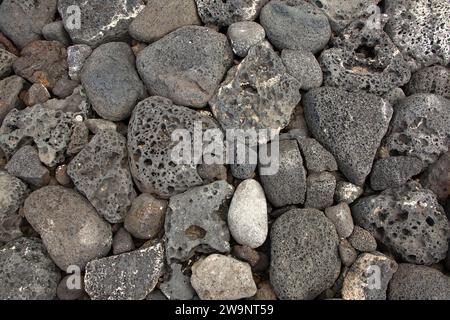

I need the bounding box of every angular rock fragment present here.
[0,48,16,79]
[281,49,323,91]
[370,156,423,191]
[339,240,357,267]
[0,75,24,124]
[67,45,92,82]
[304,172,336,210]
[405,66,450,99]
[112,227,135,255]
[334,181,363,204]
[42,21,71,46]
[420,151,450,204]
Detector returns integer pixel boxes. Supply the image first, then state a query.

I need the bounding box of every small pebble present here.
[348,226,377,253]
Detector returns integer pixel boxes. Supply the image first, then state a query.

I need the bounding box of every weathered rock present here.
[231,245,261,269]
[112,227,135,255]
[227,21,266,57]
[298,138,337,173]
[42,21,71,46]
[405,66,450,99]
[67,45,92,82]
[285,105,310,138]
[304,172,336,210]
[145,289,167,300]
[67,121,89,155]
[0,48,16,79]
[85,118,117,134]
[420,151,450,204]
[370,156,423,191]
[0,213,23,243]
[23,83,51,107]
[43,85,91,116]
[160,263,195,300]
[84,242,164,300]
[325,203,354,239]
[197,163,227,182]
[56,275,86,300]
[53,78,79,98]
[0,75,24,124]
[339,239,357,267]
[383,87,406,107]
[55,164,72,186]
[334,181,363,204]
[348,226,377,253]
[281,49,323,91]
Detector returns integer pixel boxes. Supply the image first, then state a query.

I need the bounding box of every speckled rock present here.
[281,49,323,91]
[227,21,266,57]
[67,121,89,155]
[0,213,23,243]
[370,156,423,191]
[348,226,377,253]
[405,66,450,99]
[298,138,337,173]
[325,203,354,239]
[160,263,195,300]
[23,83,51,107]
[0,75,24,124]
[42,21,70,46]
[84,242,164,300]
[420,151,450,204]
[67,45,92,82]
[383,87,406,106]
[339,239,357,267]
[334,181,363,204]
[304,172,336,210]
[0,48,16,79]
[112,228,135,255]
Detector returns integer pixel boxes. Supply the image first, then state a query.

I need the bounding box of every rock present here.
[127,96,219,198]
[42,21,71,46]
[342,252,398,300]
[0,48,16,79]
[129,0,201,43]
[325,203,354,239]
[67,45,92,82]
[165,181,234,263]
[0,213,23,243]
[68,129,136,223]
[348,226,377,253]
[124,193,167,240]
[352,182,450,265]
[137,26,233,108]
[0,170,29,219]
[420,151,450,204]
[259,140,307,207]
[285,105,310,138]
[370,156,423,191]
[230,163,256,180]
[58,0,145,47]
[281,49,323,91]
[0,0,57,49]
[210,44,301,141]
[160,263,195,300]
[85,118,117,134]
[339,240,357,267]
[231,245,261,269]
[53,79,79,98]
[260,0,331,53]
[298,138,337,173]
[303,87,393,186]
[5,145,50,187]
[383,87,406,106]
[84,242,164,300]
[67,121,89,155]
[320,20,411,95]
[43,85,91,115]
[405,66,450,99]
[146,290,167,300]
[334,181,363,204]
[382,94,450,166]
[195,0,268,26]
[55,164,72,186]
[23,83,51,106]
[388,264,450,300]
[112,228,135,255]
[81,42,145,121]
[0,75,24,124]
[57,275,86,300]
[270,208,341,299]
[228,179,268,248]
[0,237,60,300]
[23,186,112,270]
[254,281,277,300]
[197,163,227,182]
[305,172,336,210]
[385,0,450,70]
[191,254,257,300]
[227,21,266,57]
[13,40,68,91]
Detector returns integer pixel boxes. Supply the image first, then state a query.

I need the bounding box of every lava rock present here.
[42,21,71,46]
[0,170,28,219]
[227,21,266,57]
[281,49,323,91]
[304,172,336,210]
[67,45,92,82]
[0,75,24,124]
[370,156,423,191]
[298,138,337,173]
[339,239,357,267]
[348,226,377,253]
[383,87,406,106]
[0,48,16,79]
[334,181,363,204]
[23,186,112,270]
[160,263,195,300]
[270,208,341,299]
[43,85,91,115]
[325,202,354,239]
[67,120,89,155]
[137,26,233,108]
[303,87,393,186]
[112,227,135,255]
[405,66,450,99]
[420,151,450,204]
[23,83,51,106]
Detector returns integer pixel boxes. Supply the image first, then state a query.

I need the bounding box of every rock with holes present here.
[270,208,341,300]
[0,48,16,80]
[137,26,233,108]
[0,75,24,125]
[420,151,450,204]
[195,0,269,26]
[352,182,450,265]
[304,172,336,210]
[0,237,60,300]
[84,242,164,300]
[58,0,146,47]
[128,96,220,199]
[260,0,331,53]
[227,21,266,57]
[210,43,301,142]
[165,181,234,263]
[370,156,423,191]
[304,87,393,186]
[405,66,450,99]
[320,20,411,95]
[0,0,58,49]
[81,42,145,121]
[281,49,323,91]
[385,0,450,71]
[382,94,450,166]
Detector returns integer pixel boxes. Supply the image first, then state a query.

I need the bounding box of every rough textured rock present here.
[405,66,450,99]
[370,156,423,191]
[388,264,450,300]
[227,21,266,57]
[84,242,164,300]
[303,87,393,186]
[352,182,450,265]
[210,44,301,139]
[23,186,112,270]
[0,213,23,243]
[348,226,377,253]
[67,121,89,155]
[334,181,363,204]
[58,0,146,47]
[67,45,92,82]
[0,75,24,124]
[270,208,341,300]
[0,237,60,300]
[165,181,234,263]
[191,254,257,300]
[160,263,195,300]
[42,21,71,46]
[281,49,323,91]
[382,94,450,166]
[137,26,233,108]
[342,252,398,300]
[420,151,450,204]
[112,227,135,255]
[0,48,16,79]
[304,172,336,210]
[23,83,51,107]
[0,169,28,219]
[325,202,354,239]
[298,138,337,173]
[53,78,79,99]
[0,0,58,49]
[43,85,91,116]
[383,87,406,107]
[339,239,357,267]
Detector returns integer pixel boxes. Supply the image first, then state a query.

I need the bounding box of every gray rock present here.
[195,0,268,26]
[281,49,323,91]
[285,105,310,138]
[303,87,393,186]
[112,227,135,255]
[298,138,337,173]
[160,263,195,300]
[0,0,58,49]
[0,237,60,300]
[334,181,363,204]
[197,163,227,182]
[57,275,86,300]
[165,180,234,263]
[231,245,263,270]
[405,66,450,99]
[348,226,377,253]
[270,208,341,300]
[23,186,112,270]
[0,213,23,243]
[67,45,92,82]
[67,121,89,155]
[43,85,91,116]
[84,242,164,300]
[129,0,201,43]
[383,87,406,106]
[260,0,331,53]
[325,203,354,239]
[227,21,266,57]
[388,264,450,300]
[0,48,16,79]
[58,0,145,47]
[53,78,79,98]
[68,129,136,223]
[304,172,336,210]
[23,83,51,106]
[259,139,307,207]
[420,151,450,204]
[0,75,24,124]
[230,163,257,180]
[339,239,357,267]
[342,252,398,300]
[228,179,268,249]
[146,289,167,300]
[352,182,450,265]
[42,20,71,46]
[191,254,257,300]
[5,145,50,187]
[81,42,145,121]
[370,156,423,191]
[382,94,450,165]
[137,26,232,108]
[85,118,117,134]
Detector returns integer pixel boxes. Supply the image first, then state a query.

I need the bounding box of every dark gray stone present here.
[383,87,406,106]
[281,49,323,91]
[227,21,266,57]
[160,263,195,300]
[304,172,336,210]
[405,66,450,99]
[0,213,22,243]
[348,226,377,253]
[0,75,24,124]
[297,138,337,173]
[53,78,79,98]
[43,86,91,116]
[112,227,135,255]
[370,156,423,191]
[67,120,89,155]
[0,48,16,79]
[42,20,71,46]
[420,151,450,204]
[23,83,50,107]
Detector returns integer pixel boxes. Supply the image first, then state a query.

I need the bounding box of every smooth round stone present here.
[227,21,266,57]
